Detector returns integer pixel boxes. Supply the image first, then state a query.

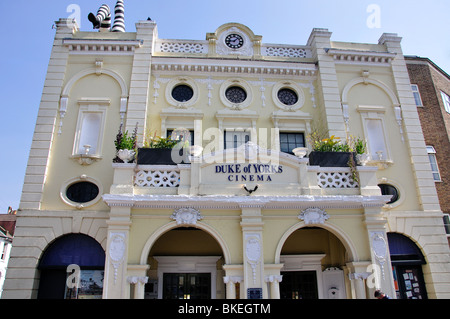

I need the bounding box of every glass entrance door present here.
[280,271,319,299]
[163,273,211,299]
[392,266,427,299]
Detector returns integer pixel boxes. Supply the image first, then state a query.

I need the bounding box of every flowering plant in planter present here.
[307,132,366,165]
[138,131,190,165]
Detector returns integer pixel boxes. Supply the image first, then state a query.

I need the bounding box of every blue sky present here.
[0,0,449,214]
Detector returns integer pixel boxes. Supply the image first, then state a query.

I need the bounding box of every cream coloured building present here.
[3,16,450,299]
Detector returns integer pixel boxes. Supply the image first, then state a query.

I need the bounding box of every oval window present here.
[378,184,399,204]
[66,182,100,204]
[172,85,194,103]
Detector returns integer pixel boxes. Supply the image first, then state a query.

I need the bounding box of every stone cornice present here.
[102,194,392,210]
[151,57,318,78]
[326,48,396,66]
[63,38,143,55]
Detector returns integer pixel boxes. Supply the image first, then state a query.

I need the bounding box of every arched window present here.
[387,233,427,299]
[38,234,105,299]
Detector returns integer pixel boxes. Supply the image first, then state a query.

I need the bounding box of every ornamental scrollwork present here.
[171,208,203,226]
[298,207,329,225]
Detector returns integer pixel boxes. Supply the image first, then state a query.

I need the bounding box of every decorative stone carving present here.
[299,208,329,225]
[245,235,261,284]
[127,276,149,285]
[109,233,126,284]
[371,232,388,279]
[171,208,203,226]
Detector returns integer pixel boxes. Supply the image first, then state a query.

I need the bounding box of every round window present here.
[171,85,194,103]
[378,184,399,204]
[225,86,247,104]
[278,88,298,106]
[66,182,100,204]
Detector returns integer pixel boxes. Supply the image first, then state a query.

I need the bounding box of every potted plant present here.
[307,133,357,167]
[114,124,137,163]
[137,131,190,165]
[354,137,369,166]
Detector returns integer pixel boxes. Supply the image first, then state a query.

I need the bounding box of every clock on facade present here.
[225,34,244,49]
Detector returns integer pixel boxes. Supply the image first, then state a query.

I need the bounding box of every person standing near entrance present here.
[374,290,391,299]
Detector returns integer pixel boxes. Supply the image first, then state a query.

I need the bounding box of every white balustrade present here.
[316,168,359,189]
[135,165,180,188]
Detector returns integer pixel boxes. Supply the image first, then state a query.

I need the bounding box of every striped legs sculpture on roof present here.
[88,1,125,32]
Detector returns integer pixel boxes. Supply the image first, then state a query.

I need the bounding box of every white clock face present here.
[225,34,244,49]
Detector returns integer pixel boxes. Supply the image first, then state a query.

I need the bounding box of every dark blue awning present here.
[39,234,105,269]
[388,233,426,265]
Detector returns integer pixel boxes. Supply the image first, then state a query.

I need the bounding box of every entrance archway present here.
[144,226,226,299]
[37,234,105,299]
[277,226,350,299]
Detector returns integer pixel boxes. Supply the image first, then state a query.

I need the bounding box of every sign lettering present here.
[215,164,283,182]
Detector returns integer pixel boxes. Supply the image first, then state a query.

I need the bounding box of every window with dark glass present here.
[280,133,305,155]
[278,88,298,106]
[172,85,194,103]
[378,184,399,204]
[66,182,99,204]
[225,86,247,104]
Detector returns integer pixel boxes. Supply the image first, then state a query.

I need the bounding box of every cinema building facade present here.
[3,17,450,299]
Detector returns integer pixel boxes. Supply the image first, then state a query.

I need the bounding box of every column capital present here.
[265,275,283,283]
[223,276,243,284]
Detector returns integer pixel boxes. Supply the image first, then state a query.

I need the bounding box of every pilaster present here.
[307,28,346,139]
[240,205,265,299]
[19,19,77,210]
[125,20,157,140]
[379,33,440,212]
[103,206,132,299]
[364,207,396,299]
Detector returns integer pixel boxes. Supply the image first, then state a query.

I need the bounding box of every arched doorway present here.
[37,234,105,299]
[278,227,349,299]
[145,227,225,299]
[388,233,427,299]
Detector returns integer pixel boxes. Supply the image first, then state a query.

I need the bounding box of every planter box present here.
[308,151,357,167]
[137,148,189,165]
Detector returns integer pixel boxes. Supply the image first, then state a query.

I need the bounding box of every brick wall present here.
[406,58,450,214]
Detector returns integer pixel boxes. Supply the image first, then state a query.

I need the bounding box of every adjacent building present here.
[0,209,17,298]
[405,56,450,245]
[3,11,450,299]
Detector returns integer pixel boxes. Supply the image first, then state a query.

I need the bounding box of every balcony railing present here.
[110,159,379,197]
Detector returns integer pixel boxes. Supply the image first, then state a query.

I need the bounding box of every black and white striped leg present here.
[88,4,111,30]
[112,0,125,32]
